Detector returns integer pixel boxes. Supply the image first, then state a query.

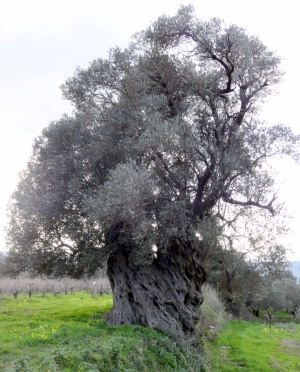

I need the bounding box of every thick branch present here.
[222,194,277,215]
[210,51,235,95]
[156,152,183,191]
[192,169,212,217]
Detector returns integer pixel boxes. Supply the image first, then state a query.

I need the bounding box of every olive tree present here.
[204,242,290,316]
[6,6,299,343]
[259,278,300,316]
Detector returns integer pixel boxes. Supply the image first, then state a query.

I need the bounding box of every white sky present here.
[1,0,300,260]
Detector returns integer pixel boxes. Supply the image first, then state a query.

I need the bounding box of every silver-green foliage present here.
[5,5,299,277]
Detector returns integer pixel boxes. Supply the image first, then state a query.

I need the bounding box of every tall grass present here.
[198,283,230,339]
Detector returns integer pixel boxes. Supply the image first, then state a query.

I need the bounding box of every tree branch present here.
[222,194,277,215]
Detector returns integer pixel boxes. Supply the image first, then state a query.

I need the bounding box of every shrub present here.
[198,283,230,339]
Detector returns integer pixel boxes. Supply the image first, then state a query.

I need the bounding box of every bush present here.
[198,283,230,339]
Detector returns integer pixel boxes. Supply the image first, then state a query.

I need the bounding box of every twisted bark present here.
[106,242,205,344]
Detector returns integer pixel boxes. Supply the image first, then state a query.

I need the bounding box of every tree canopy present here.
[5,6,299,342]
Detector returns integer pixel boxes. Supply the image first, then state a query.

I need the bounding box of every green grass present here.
[2,292,300,372]
[205,319,300,372]
[275,310,298,321]
[0,292,204,372]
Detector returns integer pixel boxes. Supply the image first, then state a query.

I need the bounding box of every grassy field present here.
[0,292,204,372]
[205,318,300,372]
[1,291,300,371]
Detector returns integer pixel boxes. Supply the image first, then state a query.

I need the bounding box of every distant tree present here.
[0,252,7,276]
[5,6,299,342]
[275,278,300,316]
[204,243,289,315]
[259,278,300,317]
[0,252,4,263]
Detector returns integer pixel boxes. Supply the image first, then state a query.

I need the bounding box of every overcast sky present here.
[1,0,299,260]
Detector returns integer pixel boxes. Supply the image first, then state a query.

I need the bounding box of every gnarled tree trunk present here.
[106,242,205,344]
